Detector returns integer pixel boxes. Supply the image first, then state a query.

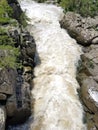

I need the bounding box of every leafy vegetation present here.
[0,45,20,68]
[0,27,15,46]
[0,0,13,24]
[0,34,15,46]
[60,0,98,17]
[20,12,30,27]
[0,0,21,69]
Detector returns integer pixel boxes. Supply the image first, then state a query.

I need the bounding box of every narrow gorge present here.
[1,0,98,130]
[8,0,86,129]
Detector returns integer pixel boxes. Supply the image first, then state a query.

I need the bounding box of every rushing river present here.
[9,0,87,130]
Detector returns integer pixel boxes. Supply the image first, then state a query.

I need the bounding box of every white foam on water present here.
[9,0,87,130]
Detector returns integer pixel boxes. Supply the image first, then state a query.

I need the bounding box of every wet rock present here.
[21,32,36,67]
[7,0,22,22]
[80,77,98,113]
[0,67,32,125]
[7,108,31,125]
[0,106,6,130]
[6,95,17,117]
[6,73,31,125]
[0,93,7,100]
[80,55,98,76]
[8,28,20,47]
[23,66,33,82]
[61,12,98,46]
[0,69,16,95]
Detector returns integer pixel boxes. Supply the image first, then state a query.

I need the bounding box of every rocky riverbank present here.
[61,12,98,130]
[0,0,36,129]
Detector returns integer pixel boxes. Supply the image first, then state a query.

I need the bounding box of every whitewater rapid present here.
[10,0,87,130]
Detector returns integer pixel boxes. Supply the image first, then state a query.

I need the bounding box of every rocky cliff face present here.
[61,12,98,130]
[0,0,36,129]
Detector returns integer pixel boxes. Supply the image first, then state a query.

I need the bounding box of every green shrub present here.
[0,0,13,24]
[0,34,15,46]
[60,0,98,17]
[20,12,30,27]
[0,45,20,68]
[0,28,7,35]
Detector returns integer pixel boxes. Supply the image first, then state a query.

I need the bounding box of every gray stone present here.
[92,37,98,44]
[0,93,7,100]
[6,76,31,125]
[6,95,17,117]
[0,106,6,130]
[60,12,98,46]
[81,77,98,113]
[0,68,17,95]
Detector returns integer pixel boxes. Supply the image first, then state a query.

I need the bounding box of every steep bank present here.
[15,0,86,130]
[0,0,36,129]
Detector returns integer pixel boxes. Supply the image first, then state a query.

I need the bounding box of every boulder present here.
[0,68,16,95]
[6,95,17,117]
[80,77,98,113]
[0,93,7,100]
[6,74,31,125]
[60,12,98,46]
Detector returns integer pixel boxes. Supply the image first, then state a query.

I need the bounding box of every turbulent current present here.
[9,0,87,130]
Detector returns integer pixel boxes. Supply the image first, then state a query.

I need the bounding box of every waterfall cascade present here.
[9,0,87,129]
